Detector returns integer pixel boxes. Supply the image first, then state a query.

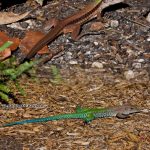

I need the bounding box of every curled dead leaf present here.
[0,48,11,60]
[0,32,20,60]
[0,11,30,25]
[0,32,20,51]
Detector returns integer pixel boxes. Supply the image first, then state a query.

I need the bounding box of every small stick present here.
[119,15,150,29]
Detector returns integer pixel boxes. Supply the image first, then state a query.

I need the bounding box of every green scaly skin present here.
[1,105,140,127]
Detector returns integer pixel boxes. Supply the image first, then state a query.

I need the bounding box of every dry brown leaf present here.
[0,32,20,51]
[19,31,49,55]
[0,32,20,60]
[0,48,11,60]
[0,11,30,25]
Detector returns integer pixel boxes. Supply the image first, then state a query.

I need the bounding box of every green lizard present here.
[1,105,140,127]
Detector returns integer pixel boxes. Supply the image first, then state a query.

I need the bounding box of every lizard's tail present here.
[2,113,85,127]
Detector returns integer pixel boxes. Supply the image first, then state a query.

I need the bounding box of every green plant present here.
[0,57,37,103]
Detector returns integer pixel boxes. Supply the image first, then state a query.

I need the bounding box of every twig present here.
[119,15,150,29]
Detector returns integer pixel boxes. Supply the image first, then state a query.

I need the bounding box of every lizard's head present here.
[119,105,141,115]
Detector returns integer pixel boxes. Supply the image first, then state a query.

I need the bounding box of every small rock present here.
[132,63,141,69]
[138,59,145,63]
[94,41,99,46]
[85,51,91,55]
[110,20,119,28]
[56,127,64,131]
[127,49,135,56]
[124,70,135,80]
[65,52,72,60]
[92,62,103,69]
[69,60,78,65]
[90,21,104,31]
[147,37,150,42]
[93,53,101,59]
[66,39,70,43]
[146,12,150,23]
[66,52,72,56]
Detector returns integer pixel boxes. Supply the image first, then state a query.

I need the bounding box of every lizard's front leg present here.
[43,18,60,32]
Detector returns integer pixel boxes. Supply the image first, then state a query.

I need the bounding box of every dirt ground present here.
[0,0,150,150]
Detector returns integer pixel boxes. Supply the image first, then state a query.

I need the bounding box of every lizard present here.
[1,105,140,127]
[22,0,124,62]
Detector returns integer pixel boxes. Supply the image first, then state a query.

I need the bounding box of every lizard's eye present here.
[130,107,134,110]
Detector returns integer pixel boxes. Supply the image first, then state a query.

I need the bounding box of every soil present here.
[0,0,150,150]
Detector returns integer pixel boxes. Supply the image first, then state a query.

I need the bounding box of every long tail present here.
[21,23,64,62]
[2,113,85,127]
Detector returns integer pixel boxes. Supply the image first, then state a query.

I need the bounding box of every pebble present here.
[93,54,101,59]
[66,52,73,56]
[92,62,103,69]
[94,41,99,46]
[132,63,141,69]
[147,37,150,42]
[85,51,91,55]
[110,20,119,28]
[137,59,145,63]
[124,70,135,80]
[146,12,150,23]
[56,127,64,131]
[66,52,72,60]
[127,49,135,56]
[69,60,78,65]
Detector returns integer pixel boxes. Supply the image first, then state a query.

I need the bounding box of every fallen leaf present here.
[0,48,11,60]
[0,11,30,25]
[0,32,20,51]
[0,32,20,60]
[19,31,49,55]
